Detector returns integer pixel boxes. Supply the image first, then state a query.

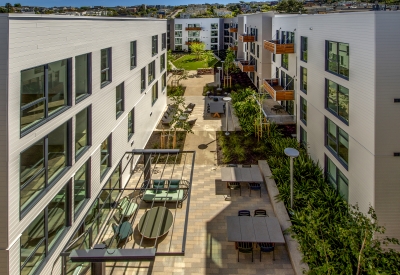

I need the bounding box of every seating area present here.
[161,103,197,127]
[161,105,177,126]
[140,179,190,208]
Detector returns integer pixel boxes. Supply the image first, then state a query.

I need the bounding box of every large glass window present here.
[300,67,307,93]
[128,108,135,140]
[326,118,349,167]
[162,73,167,91]
[281,54,288,70]
[211,38,218,43]
[74,161,89,216]
[326,79,349,123]
[141,67,146,92]
[211,30,218,37]
[20,122,70,212]
[75,53,91,103]
[160,53,165,72]
[188,31,200,37]
[100,135,111,179]
[175,31,182,37]
[211,23,218,29]
[326,41,349,79]
[101,48,112,87]
[326,156,349,201]
[21,186,68,275]
[116,83,124,118]
[175,38,182,45]
[175,45,182,51]
[300,97,307,125]
[151,81,158,106]
[148,60,156,84]
[152,35,158,56]
[21,59,70,133]
[300,126,307,150]
[130,41,137,69]
[175,24,182,30]
[301,36,308,62]
[162,33,166,50]
[75,107,90,159]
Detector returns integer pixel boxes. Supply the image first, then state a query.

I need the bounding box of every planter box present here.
[197,68,214,75]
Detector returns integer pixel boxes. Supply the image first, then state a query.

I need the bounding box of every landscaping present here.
[172,54,218,70]
[219,87,400,274]
[167,85,185,97]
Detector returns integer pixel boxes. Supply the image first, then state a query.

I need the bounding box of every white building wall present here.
[3,15,167,275]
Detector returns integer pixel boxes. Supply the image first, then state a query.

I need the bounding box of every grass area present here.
[172,54,218,70]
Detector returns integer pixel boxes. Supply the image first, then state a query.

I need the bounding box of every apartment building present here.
[0,14,167,275]
[265,12,400,242]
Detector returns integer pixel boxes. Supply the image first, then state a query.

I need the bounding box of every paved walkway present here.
[106,72,295,275]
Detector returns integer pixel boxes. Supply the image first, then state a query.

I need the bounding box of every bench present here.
[141,179,189,208]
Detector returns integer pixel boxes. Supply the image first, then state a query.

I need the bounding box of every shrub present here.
[167,85,185,97]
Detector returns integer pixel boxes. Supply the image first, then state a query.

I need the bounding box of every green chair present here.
[153,180,166,193]
[118,196,138,218]
[169,179,180,192]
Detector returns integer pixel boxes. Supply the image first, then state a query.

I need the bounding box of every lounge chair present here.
[188,119,197,126]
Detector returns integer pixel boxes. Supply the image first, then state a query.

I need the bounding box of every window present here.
[130,41,137,69]
[175,45,182,51]
[211,23,218,29]
[162,33,166,50]
[300,97,307,125]
[175,24,182,30]
[160,53,166,72]
[281,31,294,44]
[224,23,229,29]
[175,38,182,45]
[101,48,112,87]
[272,53,275,62]
[148,60,156,84]
[20,58,71,134]
[326,118,349,167]
[74,160,89,216]
[128,108,135,140]
[257,45,259,58]
[162,73,167,91]
[300,67,307,93]
[20,185,68,275]
[140,67,146,92]
[175,31,182,37]
[326,41,349,79]
[100,135,111,179]
[116,83,124,118]
[326,156,349,201]
[301,36,308,62]
[20,121,70,213]
[281,54,288,70]
[152,35,158,56]
[151,81,158,106]
[326,79,349,123]
[75,107,91,159]
[300,126,307,150]
[188,31,200,37]
[211,38,218,43]
[188,23,200,28]
[75,53,91,103]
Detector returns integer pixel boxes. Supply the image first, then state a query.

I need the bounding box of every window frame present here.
[325,79,349,125]
[100,47,112,88]
[20,59,72,137]
[100,135,112,180]
[300,96,307,125]
[152,35,158,57]
[162,73,167,92]
[140,67,146,92]
[75,105,92,161]
[325,117,349,169]
[162,33,167,50]
[325,40,349,80]
[325,155,349,201]
[160,53,166,73]
[300,66,307,94]
[300,126,307,150]
[115,82,124,119]
[75,53,92,104]
[74,159,91,218]
[148,60,156,85]
[130,41,137,69]
[128,108,135,140]
[301,36,308,62]
[151,81,158,106]
[281,53,289,70]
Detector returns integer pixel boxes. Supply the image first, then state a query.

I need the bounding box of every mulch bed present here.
[143,131,187,164]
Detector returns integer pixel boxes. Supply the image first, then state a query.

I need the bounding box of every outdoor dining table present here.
[209,102,225,118]
[138,206,173,239]
[221,165,263,183]
[226,216,285,243]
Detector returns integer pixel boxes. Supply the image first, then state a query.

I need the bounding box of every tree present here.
[274,0,306,13]
[224,49,236,76]
[14,3,21,7]
[203,50,215,67]
[5,3,13,13]
[189,42,206,60]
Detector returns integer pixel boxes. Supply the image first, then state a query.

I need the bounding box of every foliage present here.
[170,70,188,86]
[167,85,185,97]
[203,50,216,67]
[168,95,193,135]
[189,42,206,60]
[172,54,218,70]
[274,0,306,13]
[224,49,236,76]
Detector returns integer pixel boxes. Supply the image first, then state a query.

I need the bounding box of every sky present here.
[7,0,238,8]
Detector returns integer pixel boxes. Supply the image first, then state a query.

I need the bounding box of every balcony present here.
[185,40,202,45]
[185,27,202,31]
[228,27,238,33]
[238,60,255,72]
[229,46,238,51]
[263,78,295,101]
[239,34,255,42]
[263,40,294,54]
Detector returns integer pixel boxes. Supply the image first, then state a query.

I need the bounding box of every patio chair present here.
[238,210,251,216]
[228,182,241,196]
[258,242,275,261]
[248,182,261,197]
[188,119,197,126]
[236,242,253,262]
[254,209,268,217]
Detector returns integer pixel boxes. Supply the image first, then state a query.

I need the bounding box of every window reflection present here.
[75,54,89,102]
[48,123,67,183]
[74,162,88,215]
[48,186,67,250]
[75,108,89,157]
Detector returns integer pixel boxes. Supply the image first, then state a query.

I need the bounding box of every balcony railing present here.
[263,40,295,54]
[238,60,255,72]
[185,40,202,45]
[263,78,295,101]
[239,34,255,42]
[267,115,296,124]
[229,27,238,33]
[185,27,202,31]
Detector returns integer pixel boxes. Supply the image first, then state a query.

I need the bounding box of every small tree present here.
[190,42,206,60]
[171,70,188,86]
[274,0,306,13]
[224,49,236,76]
[203,50,215,67]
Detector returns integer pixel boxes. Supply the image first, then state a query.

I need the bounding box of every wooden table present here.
[226,216,285,243]
[138,206,173,239]
[221,165,263,183]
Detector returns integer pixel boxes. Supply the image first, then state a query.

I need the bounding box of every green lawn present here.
[172,54,218,70]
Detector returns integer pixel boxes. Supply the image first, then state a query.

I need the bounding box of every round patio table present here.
[138,206,173,239]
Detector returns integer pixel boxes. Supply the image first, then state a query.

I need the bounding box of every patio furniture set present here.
[221,164,263,198]
[206,96,226,118]
[161,104,197,127]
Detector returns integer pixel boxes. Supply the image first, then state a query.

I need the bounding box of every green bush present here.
[167,85,185,97]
